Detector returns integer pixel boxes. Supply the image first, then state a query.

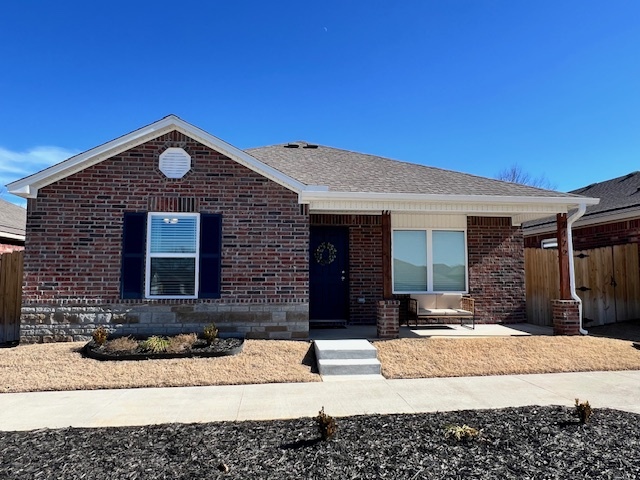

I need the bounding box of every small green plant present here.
[166,333,197,353]
[444,424,480,441]
[575,398,592,424]
[140,335,170,353]
[203,323,219,344]
[315,406,337,440]
[104,336,138,353]
[92,326,109,346]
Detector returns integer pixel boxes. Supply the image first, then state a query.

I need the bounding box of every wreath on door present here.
[314,242,337,266]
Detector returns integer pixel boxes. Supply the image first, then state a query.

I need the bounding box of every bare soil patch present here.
[375,336,640,379]
[1,406,638,479]
[0,340,319,393]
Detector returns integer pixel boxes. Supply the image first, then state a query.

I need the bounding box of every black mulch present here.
[84,338,244,361]
[1,406,639,479]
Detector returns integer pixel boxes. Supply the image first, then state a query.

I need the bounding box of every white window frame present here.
[145,212,200,299]
[391,228,469,294]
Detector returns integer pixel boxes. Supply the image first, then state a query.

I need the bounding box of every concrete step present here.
[317,358,382,376]
[313,339,378,360]
[314,339,382,376]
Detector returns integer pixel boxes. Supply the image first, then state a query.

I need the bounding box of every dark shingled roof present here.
[524,171,640,230]
[0,198,26,238]
[246,142,580,198]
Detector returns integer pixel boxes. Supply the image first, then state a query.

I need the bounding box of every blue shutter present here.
[199,214,222,298]
[121,212,146,299]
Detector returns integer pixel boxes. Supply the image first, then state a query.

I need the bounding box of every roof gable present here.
[7,115,318,198]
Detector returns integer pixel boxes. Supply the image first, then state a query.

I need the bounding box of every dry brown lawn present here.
[3,336,640,393]
[375,336,640,378]
[0,340,319,393]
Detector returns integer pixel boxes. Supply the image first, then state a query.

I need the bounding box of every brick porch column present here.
[551,299,581,335]
[377,299,399,339]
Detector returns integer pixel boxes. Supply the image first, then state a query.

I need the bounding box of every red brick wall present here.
[525,219,640,250]
[467,216,526,323]
[311,214,383,324]
[23,131,309,304]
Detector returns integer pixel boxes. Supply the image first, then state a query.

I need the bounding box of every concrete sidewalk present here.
[1,370,638,431]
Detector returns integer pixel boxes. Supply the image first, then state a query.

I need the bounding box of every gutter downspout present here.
[566,203,588,335]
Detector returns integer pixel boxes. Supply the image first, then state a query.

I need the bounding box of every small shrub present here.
[140,335,170,353]
[575,398,592,424]
[166,333,197,353]
[203,323,219,344]
[444,424,480,441]
[92,326,109,346]
[315,406,337,440]
[104,336,139,353]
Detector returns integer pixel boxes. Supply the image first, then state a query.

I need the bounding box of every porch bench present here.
[407,294,475,329]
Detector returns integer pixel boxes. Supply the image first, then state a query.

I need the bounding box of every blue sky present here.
[1,1,639,205]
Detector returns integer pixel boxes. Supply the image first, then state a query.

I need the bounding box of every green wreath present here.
[314,242,337,266]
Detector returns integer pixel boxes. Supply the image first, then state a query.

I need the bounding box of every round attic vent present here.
[159,147,191,178]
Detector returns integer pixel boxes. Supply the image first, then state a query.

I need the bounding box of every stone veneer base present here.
[20,302,309,343]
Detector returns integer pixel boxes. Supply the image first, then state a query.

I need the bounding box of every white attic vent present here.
[159,147,191,178]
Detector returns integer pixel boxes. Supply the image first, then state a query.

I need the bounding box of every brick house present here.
[0,198,26,253]
[524,172,640,326]
[525,171,640,250]
[8,115,597,342]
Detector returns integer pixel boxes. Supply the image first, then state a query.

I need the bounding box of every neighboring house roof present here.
[523,171,640,235]
[0,198,26,242]
[7,115,598,224]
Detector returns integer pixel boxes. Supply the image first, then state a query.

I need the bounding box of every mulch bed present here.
[84,337,244,361]
[1,406,639,479]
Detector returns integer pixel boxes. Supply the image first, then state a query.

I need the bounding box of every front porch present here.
[310,322,553,341]
[310,209,588,339]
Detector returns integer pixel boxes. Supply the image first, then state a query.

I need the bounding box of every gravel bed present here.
[1,406,639,479]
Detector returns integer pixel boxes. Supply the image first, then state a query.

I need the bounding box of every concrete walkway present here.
[1,370,638,431]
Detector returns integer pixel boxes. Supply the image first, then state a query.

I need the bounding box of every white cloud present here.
[0,146,79,205]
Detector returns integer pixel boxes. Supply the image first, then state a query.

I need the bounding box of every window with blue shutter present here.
[121,212,147,299]
[199,214,222,298]
[120,212,222,299]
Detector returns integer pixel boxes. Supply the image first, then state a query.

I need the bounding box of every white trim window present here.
[392,229,468,293]
[145,212,200,299]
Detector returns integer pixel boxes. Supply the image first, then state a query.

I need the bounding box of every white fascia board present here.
[7,115,318,198]
[0,232,25,241]
[299,190,599,206]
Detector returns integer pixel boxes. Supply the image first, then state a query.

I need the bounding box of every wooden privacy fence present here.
[526,244,640,326]
[0,250,23,345]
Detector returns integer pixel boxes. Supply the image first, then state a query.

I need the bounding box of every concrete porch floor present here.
[309,322,554,341]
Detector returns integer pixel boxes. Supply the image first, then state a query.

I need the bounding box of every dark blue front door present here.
[309,226,349,322]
